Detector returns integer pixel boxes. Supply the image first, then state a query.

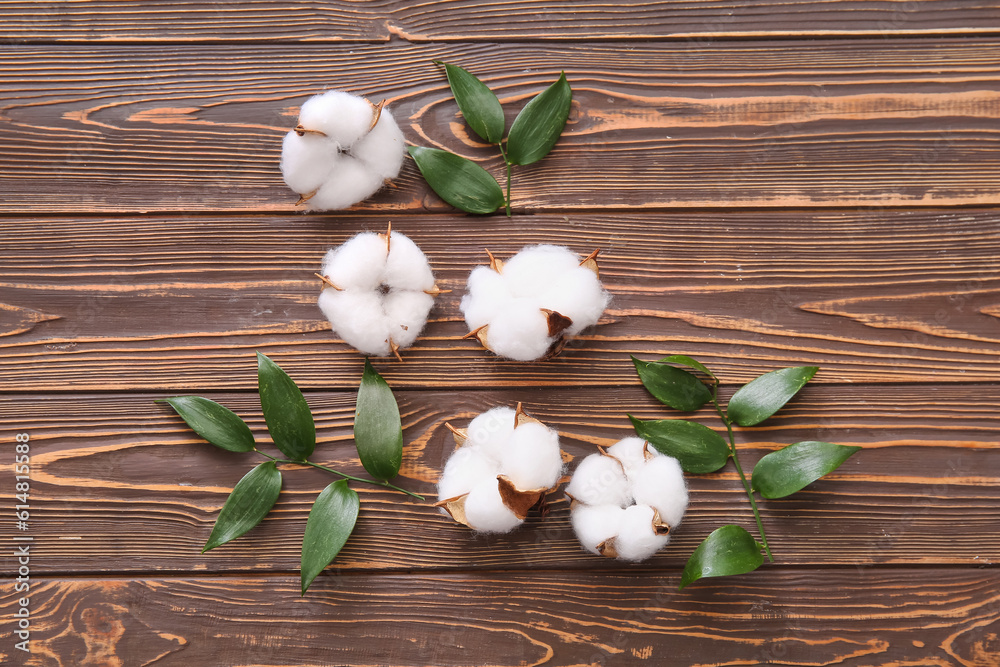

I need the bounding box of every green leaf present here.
[658,355,717,382]
[628,415,730,474]
[439,61,505,144]
[632,356,712,412]
[354,358,403,481]
[679,525,764,590]
[752,441,862,499]
[408,146,505,215]
[506,71,572,166]
[160,396,255,453]
[300,480,360,595]
[204,461,282,552]
[257,352,315,461]
[727,366,819,427]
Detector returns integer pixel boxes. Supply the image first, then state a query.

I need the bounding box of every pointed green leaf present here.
[301,480,360,594]
[160,396,255,453]
[204,461,282,552]
[727,366,819,426]
[506,72,572,166]
[752,441,862,499]
[658,355,717,382]
[354,359,403,481]
[632,356,712,412]
[408,146,504,215]
[628,415,730,474]
[439,61,505,144]
[679,525,764,590]
[257,352,315,461]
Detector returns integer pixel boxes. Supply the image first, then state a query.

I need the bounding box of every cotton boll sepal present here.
[568,437,687,562]
[436,404,565,533]
[281,91,406,211]
[317,224,448,359]
[461,246,610,361]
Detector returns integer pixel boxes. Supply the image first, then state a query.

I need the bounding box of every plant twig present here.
[498,142,513,217]
[254,449,424,500]
[710,384,774,562]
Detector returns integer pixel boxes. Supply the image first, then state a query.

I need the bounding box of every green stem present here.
[498,142,513,217]
[710,386,774,562]
[254,449,424,500]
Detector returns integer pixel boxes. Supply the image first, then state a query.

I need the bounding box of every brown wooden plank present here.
[1,570,998,666]
[2,40,1000,213]
[2,1,999,43]
[1,211,997,391]
[1,384,996,575]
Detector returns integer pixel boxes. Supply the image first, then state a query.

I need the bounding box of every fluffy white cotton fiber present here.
[462,478,522,534]
[317,229,440,357]
[460,245,610,361]
[501,421,564,492]
[632,454,688,530]
[571,504,625,555]
[613,504,671,562]
[563,451,631,508]
[436,406,564,534]
[568,437,687,562]
[281,91,406,211]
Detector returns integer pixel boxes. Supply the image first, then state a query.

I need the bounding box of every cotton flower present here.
[567,437,687,561]
[460,245,610,361]
[317,225,446,358]
[280,91,406,211]
[436,404,564,533]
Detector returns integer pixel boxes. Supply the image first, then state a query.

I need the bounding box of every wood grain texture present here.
[1,211,997,391]
[2,0,999,43]
[3,40,1000,213]
[2,4,998,664]
[1,570,998,666]
[1,384,995,574]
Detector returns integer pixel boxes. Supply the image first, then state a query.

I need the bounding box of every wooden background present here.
[1,2,999,665]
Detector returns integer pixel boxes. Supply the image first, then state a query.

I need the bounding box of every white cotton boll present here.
[632,455,688,530]
[613,504,670,562]
[352,110,406,179]
[383,233,435,291]
[298,91,374,147]
[500,422,563,491]
[280,131,337,194]
[571,504,626,555]
[284,91,407,211]
[461,244,609,361]
[317,230,438,357]
[501,245,581,298]
[439,406,565,532]
[539,267,610,336]
[460,267,514,329]
[463,477,522,533]
[317,290,391,356]
[481,306,553,362]
[607,437,655,483]
[382,290,434,348]
[466,407,516,462]
[565,453,631,508]
[569,437,682,561]
[437,446,498,502]
[321,233,388,292]
[307,156,386,211]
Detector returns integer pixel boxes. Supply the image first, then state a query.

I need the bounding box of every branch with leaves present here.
[628,355,861,589]
[158,353,420,594]
[409,62,572,216]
